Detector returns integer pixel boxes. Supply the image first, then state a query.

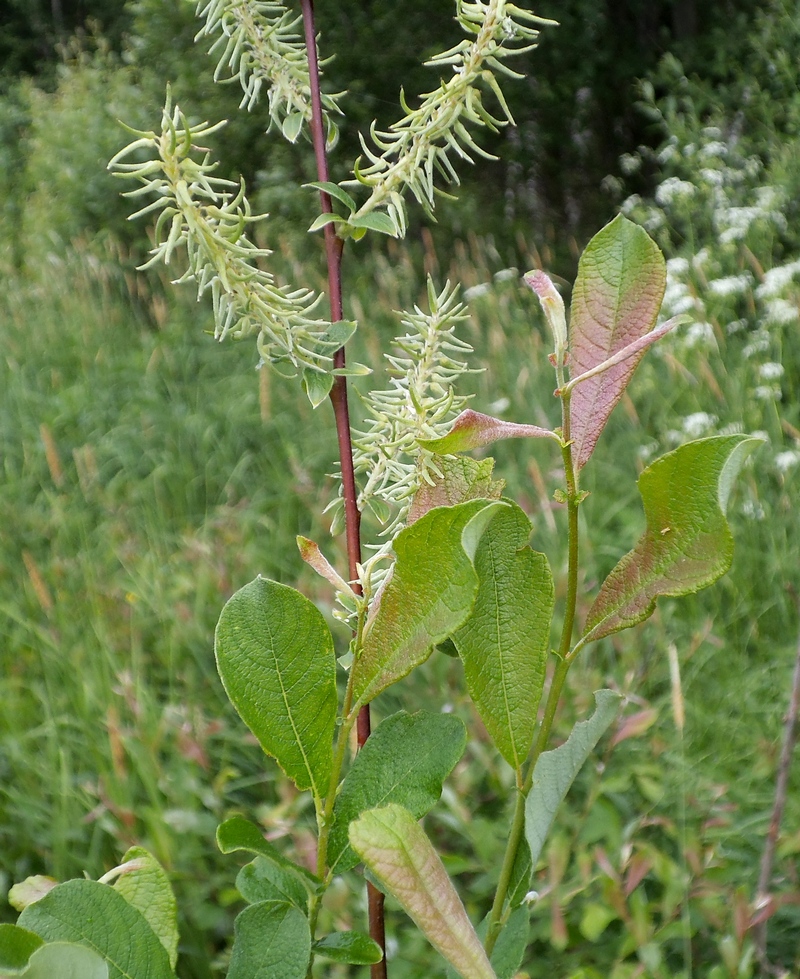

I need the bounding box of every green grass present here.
[1,230,798,977]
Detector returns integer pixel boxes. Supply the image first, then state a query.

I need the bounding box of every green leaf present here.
[311,320,357,351]
[20,943,109,979]
[349,805,496,979]
[215,576,337,798]
[7,878,56,912]
[329,710,467,873]
[281,112,304,143]
[447,906,530,979]
[303,181,357,213]
[112,848,178,969]
[418,409,556,454]
[227,902,311,979]
[18,880,174,979]
[583,435,764,643]
[308,212,342,233]
[487,905,530,979]
[453,502,554,771]
[580,902,617,942]
[0,925,43,972]
[351,501,501,706]
[330,362,372,376]
[302,367,333,408]
[347,212,399,237]
[236,858,309,910]
[525,690,621,872]
[568,214,666,470]
[407,456,505,524]
[312,932,383,964]
[217,815,321,893]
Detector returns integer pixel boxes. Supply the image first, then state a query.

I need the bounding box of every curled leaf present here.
[583,435,764,644]
[418,409,557,454]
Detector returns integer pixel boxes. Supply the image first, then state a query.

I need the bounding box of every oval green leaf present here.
[227,902,310,979]
[0,924,43,972]
[329,710,467,873]
[312,931,383,964]
[21,943,109,979]
[18,880,174,979]
[217,815,321,893]
[215,576,337,798]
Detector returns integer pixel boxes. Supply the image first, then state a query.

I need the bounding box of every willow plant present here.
[0,3,762,978]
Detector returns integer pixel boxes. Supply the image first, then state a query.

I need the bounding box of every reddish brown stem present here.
[300,2,386,975]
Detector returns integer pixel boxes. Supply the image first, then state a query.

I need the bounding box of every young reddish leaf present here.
[407,456,504,524]
[523,270,567,365]
[296,536,354,594]
[453,502,554,771]
[563,314,689,396]
[417,409,556,454]
[567,214,666,470]
[349,805,496,979]
[583,435,764,644]
[351,501,502,707]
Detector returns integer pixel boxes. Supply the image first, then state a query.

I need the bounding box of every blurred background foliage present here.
[1,0,800,977]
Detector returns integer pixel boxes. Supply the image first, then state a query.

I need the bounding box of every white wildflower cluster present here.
[349,280,474,530]
[620,122,800,474]
[109,93,337,374]
[196,0,341,143]
[345,0,556,236]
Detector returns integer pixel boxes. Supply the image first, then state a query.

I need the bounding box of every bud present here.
[524,270,567,366]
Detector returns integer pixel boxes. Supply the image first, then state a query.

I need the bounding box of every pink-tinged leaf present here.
[407,456,504,524]
[610,708,658,747]
[583,435,764,644]
[564,315,689,396]
[523,270,567,364]
[351,501,502,707]
[418,409,557,455]
[296,536,353,595]
[568,215,666,470]
[349,805,496,979]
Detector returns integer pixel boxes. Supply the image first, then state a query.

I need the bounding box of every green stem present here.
[484,384,581,956]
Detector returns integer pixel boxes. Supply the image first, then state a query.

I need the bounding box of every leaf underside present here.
[525,690,622,872]
[113,847,179,969]
[407,455,504,524]
[349,805,496,979]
